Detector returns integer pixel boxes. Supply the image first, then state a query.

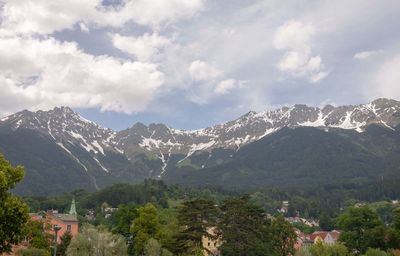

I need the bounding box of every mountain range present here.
[1,98,400,195]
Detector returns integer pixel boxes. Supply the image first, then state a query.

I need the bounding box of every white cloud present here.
[0,0,205,35]
[186,61,245,103]
[371,54,400,99]
[273,20,315,51]
[214,79,246,94]
[188,60,222,81]
[114,0,205,29]
[79,23,90,33]
[353,50,384,60]
[273,20,329,83]
[0,36,164,114]
[111,33,171,62]
[0,0,99,35]
[310,71,330,83]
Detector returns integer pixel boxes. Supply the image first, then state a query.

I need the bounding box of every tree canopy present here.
[0,153,29,253]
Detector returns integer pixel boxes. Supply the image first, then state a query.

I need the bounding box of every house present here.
[30,198,79,242]
[1,199,79,256]
[278,201,289,213]
[295,230,341,252]
[202,227,221,256]
[309,230,340,245]
[285,216,319,227]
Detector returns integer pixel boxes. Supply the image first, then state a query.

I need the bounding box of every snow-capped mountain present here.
[2,99,400,165]
[0,106,119,174]
[116,98,400,159]
[1,98,400,195]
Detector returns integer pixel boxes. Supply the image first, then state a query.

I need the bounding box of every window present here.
[67,225,72,231]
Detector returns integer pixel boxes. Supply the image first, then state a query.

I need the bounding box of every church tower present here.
[69,197,77,215]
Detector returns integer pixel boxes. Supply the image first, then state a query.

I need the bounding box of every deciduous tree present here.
[336,207,386,254]
[309,241,349,256]
[67,224,127,256]
[131,203,160,255]
[0,153,29,254]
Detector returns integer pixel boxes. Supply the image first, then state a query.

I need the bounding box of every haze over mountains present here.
[1,98,400,195]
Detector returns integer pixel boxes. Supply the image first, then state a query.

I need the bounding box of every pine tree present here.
[175,199,218,255]
[218,196,272,256]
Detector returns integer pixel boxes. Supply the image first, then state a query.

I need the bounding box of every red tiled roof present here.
[310,231,329,241]
[310,231,340,242]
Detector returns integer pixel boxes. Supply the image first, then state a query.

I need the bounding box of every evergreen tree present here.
[319,212,335,231]
[175,199,218,255]
[217,196,272,256]
[0,153,29,254]
[393,208,400,230]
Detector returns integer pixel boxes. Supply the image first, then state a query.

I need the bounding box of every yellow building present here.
[202,227,221,256]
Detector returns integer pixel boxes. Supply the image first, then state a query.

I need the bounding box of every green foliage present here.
[175,199,218,255]
[217,196,295,256]
[363,248,390,256]
[66,224,127,256]
[336,207,387,254]
[309,241,349,256]
[319,212,335,231]
[0,130,99,195]
[21,219,51,251]
[156,208,179,253]
[0,153,29,253]
[111,204,138,236]
[292,222,318,234]
[131,203,160,255]
[82,180,169,209]
[144,238,162,256]
[296,247,312,256]
[393,208,400,230]
[17,248,51,256]
[271,215,297,256]
[169,126,400,193]
[57,231,72,256]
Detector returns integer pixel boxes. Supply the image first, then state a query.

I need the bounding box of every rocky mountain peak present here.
[1,98,400,179]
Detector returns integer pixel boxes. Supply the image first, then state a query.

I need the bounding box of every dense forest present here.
[2,152,400,255]
[19,179,400,255]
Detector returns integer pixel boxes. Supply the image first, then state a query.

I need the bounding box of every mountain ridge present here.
[1,98,400,195]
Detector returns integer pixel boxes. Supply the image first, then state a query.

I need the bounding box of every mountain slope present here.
[1,98,400,195]
[117,98,400,174]
[165,125,400,189]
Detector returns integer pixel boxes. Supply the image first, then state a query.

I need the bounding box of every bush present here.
[363,248,390,256]
[17,248,50,256]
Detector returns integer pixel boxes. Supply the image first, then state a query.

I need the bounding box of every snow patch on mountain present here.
[2,99,400,178]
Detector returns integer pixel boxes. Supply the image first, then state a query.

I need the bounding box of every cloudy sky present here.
[1,0,400,130]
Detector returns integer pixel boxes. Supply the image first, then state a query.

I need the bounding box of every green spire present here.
[69,197,77,215]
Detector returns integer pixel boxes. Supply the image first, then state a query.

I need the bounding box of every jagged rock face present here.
[1,107,116,151]
[116,98,400,160]
[1,98,400,178]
